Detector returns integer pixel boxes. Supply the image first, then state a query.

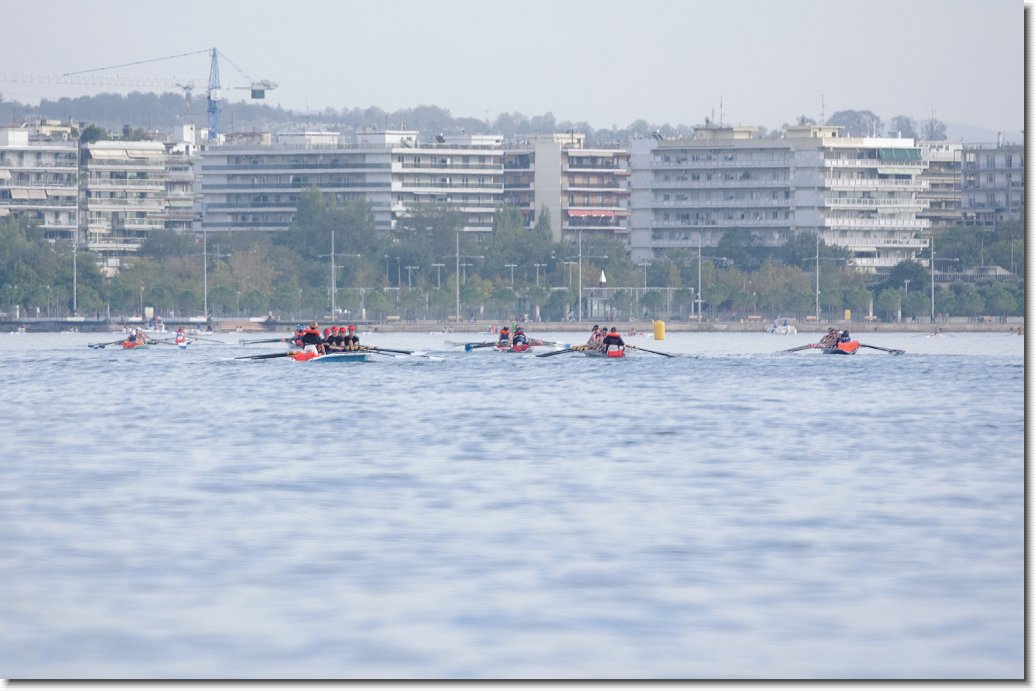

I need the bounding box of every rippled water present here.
[0,330,1024,679]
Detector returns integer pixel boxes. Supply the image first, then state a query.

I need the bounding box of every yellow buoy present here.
[653,320,666,340]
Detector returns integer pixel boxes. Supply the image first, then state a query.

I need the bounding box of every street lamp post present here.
[405,265,419,289]
[505,264,517,288]
[533,263,546,287]
[139,285,144,319]
[432,263,445,288]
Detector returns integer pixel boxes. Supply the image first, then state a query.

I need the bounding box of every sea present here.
[0,329,1024,681]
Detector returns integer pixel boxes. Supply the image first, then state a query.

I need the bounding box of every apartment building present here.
[200,130,505,236]
[0,123,79,241]
[630,123,930,272]
[200,131,393,234]
[502,133,630,243]
[917,141,962,229]
[960,137,1024,227]
[80,140,167,269]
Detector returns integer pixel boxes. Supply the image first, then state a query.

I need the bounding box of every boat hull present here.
[292,351,371,363]
[584,348,625,359]
[823,341,860,355]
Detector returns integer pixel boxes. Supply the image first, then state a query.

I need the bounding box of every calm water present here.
[0,329,1024,679]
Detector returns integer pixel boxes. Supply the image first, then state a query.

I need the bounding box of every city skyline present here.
[0,0,1024,137]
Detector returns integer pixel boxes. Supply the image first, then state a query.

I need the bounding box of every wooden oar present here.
[87,338,127,349]
[535,345,590,358]
[782,343,822,353]
[859,343,906,355]
[239,336,293,345]
[189,336,226,344]
[234,351,295,360]
[626,344,673,357]
[464,341,499,351]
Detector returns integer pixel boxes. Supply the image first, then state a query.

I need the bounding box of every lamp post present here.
[533,263,546,287]
[505,263,517,288]
[139,285,144,319]
[451,229,484,322]
[432,263,445,288]
[405,265,419,289]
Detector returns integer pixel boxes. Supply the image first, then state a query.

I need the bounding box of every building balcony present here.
[652,198,786,209]
[652,157,793,168]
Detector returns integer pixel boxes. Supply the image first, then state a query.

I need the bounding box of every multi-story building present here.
[0,123,79,241]
[383,131,503,234]
[80,140,167,268]
[503,133,629,243]
[917,141,962,229]
[630,123,930,272]
[960,136,1024,227]
[199,131,393,234]
[201,130,506,236]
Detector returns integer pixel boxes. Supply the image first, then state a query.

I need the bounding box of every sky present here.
[0,0,1024,136]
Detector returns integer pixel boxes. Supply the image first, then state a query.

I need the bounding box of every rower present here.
[512,326,528,347]
[344,324,360,350]
[586,324,601,347]
[497,325,511,346]
[299,321,325,354]
[601,326,625,354]
[819,328,839,348]
[174,327,187,346]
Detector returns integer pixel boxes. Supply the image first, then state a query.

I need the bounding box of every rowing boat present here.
[496,342,535,353]
[822,340,860,355]
[121,340,149,349]
[290,348,370,364]
[583,347,626,359]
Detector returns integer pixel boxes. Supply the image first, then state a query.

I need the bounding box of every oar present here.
[239,336,293,345]
[535,345,590,358]
[626,344,673,358]
[234,351,295,360]
[782,343,821,353]
[189,336,226,345]
[364,345,437,359]
[533,339,572,349]
[859,343,906,355]
[87,338,127,349]
[464,341,499,351]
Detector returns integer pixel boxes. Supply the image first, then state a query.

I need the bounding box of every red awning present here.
[567,209,616,217]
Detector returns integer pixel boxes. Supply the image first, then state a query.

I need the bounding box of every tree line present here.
[0,190,1023,323]
[10,93,952,148]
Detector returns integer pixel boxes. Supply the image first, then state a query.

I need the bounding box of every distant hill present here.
[943,121,1021,145]
[1,92,1019,148]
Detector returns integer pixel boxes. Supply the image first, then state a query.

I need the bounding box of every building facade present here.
[917,141,962,229]
[503,133,630,243]
[630,124,930,272]
[960,138,1024,227]
[0,123,79,241]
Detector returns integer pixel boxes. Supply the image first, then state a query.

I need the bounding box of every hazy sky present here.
[0,0,1024,134]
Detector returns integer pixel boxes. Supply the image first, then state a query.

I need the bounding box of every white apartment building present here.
[200,130,505,235]
[81,140,167,267]
[918,141,962,229]
[630,124,930,272]
[503,133,629,243]
[960,137,1024,227]
[0,124,79,241]
[383,131,504,234]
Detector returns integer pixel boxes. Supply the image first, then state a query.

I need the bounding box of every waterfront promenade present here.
[1,316,1023,334]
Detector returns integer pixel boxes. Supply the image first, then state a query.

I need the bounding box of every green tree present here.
[888,115,918,139]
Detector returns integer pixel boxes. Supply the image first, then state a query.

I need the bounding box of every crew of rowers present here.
[819,327,852,348]
[497,325,529,347]
[125,328,150,345]
[586,324,626,353]
[292,322,361,355]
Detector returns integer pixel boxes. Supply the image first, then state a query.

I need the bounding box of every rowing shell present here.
[583,347,626,359]
[291,351,372,363]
